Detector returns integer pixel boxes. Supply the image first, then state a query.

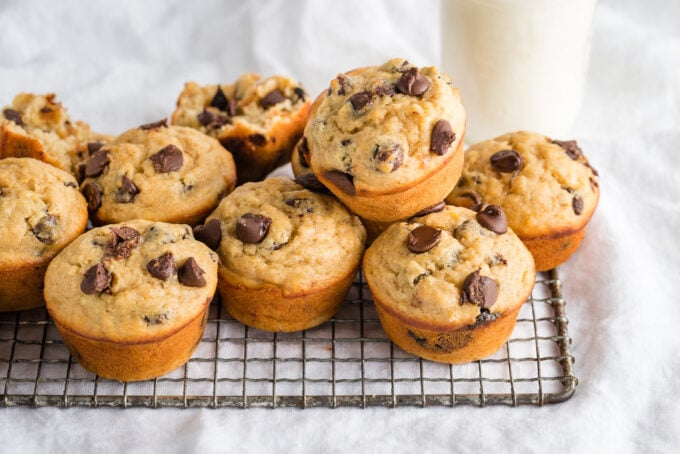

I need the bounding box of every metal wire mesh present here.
[0,269,576,408]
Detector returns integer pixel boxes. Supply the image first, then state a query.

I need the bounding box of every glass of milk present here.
[441,0,598,144]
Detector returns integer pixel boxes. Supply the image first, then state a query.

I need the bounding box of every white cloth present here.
[1,0,679,452]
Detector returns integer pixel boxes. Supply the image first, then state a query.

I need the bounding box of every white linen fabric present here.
[0,0,678,452]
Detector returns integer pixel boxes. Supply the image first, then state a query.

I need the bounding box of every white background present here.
[1,0,679,452]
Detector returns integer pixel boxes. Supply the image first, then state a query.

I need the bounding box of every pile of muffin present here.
[0,58,599,381]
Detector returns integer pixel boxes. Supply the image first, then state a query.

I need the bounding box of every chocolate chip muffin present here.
[80,120,237,226]
[0,93,112,176]
[199,176,365,332]
[0,158,88,311]
[305,58,466,222]
[446,131,600,271]
[44,219,218,381]
[363,205,535,364]
[171,73,310,184]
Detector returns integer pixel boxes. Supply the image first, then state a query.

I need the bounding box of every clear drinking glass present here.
[441,0,598,144]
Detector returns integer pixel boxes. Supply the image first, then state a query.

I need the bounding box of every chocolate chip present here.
[32,215,58,244]
[146,252,177,281]
[83,149,110,178]
[294,86,306,102]
[285,197,314,213]
[461,270,498,309]
[178,257,207,287]
[87,142,104,155]
[413,201,446,218]
[40,106,53,114]
[261,89,286,109]
[106,226,142,260]
[297,137,310,168]
[430,120,455,155]
[335,74,351,95]
[340,138,352,146]
[0,188,5,196]
[473,309,499,327]
[490,149,523,174]
[210,86,229,111]
[193,218,222,250]
[64,181,77,188]
[396,67,430,96]
[140,118,168,130]
[248,134,266,146]
[197,109,230,127]
[81,182,103,213]
[294,173,329,193]
[114,175,139,203]
[454,191,483,211]
[552,140,582,160]
[149,144,183,173]
[3,109,23,126]
[144,313,169,325]
[476,204,508,234]
[572,194,584,215]
[589,176,599,190]
[81,262,112,295]
[375,84,396,96]
[373,144,404,173]
[407,225,442,254]
[236,213,272,244]
[349,91,373,112]
[323,170,355,195]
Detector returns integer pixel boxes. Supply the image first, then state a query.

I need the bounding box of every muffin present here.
[80,120,237,226]
[44,219,218,381]
[199,176,366,332]
[171,74,310,184]
[305,58,466,222]
[0,158,88,311]
[446,131,600,271]
[0,93,112,176]
[363,205,535,364]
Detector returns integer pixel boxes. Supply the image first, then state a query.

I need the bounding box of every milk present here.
[441,0,597,143]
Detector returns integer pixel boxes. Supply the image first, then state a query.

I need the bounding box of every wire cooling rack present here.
[0,269,576,409]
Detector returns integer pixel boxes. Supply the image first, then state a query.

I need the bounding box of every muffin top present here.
[80,121,236,225]
[306,58,465,195]
[447,131,600,238]
[0,157,87,268]
[205,176,365,295]
[172,74,309,135]
[364,205,535,329]
[1,93,111,175]
[44,219,218,343]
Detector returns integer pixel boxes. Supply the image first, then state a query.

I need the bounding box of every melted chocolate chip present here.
[149,144,183,173]
[81,182,103,213]
[32,215,58,244]
[552,140,582,160]
[373,144,404,173]
[455,191,483,211]
[144,313,169,325]
[236,213,272,244]
[375,84,396,96]
[294,173,329,193]
[476,204,508,234]
[193,218,222,250]
[297,137,310,168]
[490,149,523,174]
[139,118,168,130]
[407,225,442,254]
[197,109,230,127]
[87,142,104,155]
[178,257,207,287]
[210,86,229,111]
[146,252,177,281]
[473,309,499,327]
[413,201,446,218]
[106,226,141,260]
[430,120,455,155]
[285,197,314,213]
[349,91,373,111]
[261,89,286,109]
[81,262,112,295]
[395,67,430,96]
[340,138,352,146]
[294,86,306,102]
[248,133,267,146]
[114,175,139,203]
[572,194,584,215]
[323,170,355,195]
[64,181,77,188]
[83,149,110,178]
[3,109,23,126]
[461,270,498,309]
